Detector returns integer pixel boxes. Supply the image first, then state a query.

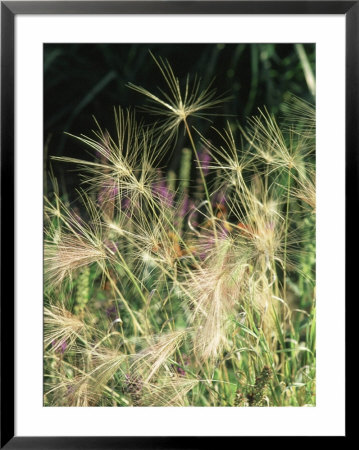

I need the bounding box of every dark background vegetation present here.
[44,43,315,199]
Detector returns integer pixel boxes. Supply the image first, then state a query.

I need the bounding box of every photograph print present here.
[43,43,316,407]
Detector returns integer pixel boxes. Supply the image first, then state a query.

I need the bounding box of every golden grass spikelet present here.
[246,271,279,334]
[185,238,245,361]
[45,232,107,288]
[52,108,161,209]
[86,347,128,397]
[131,329,188,382]
[44,305,86,351]
[45,348,127,406]
[46,372,105,406]
[62,376,94,407]
[197,123,256,192]
[281,94,316,141]
[248,205,283,264]
[128,51,230,144]
[140,376,200,406]
[224,178,284,269]
[121,204,195,278]
[242,107,314,180]
[293,170,316,213]
[44,194,109,287]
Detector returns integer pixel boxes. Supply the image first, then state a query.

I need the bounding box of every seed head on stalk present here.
[131,329,189,383]
[52,108,162,211]
[44,194,108,288]
[236,107,313,181]
[127,51,230,144]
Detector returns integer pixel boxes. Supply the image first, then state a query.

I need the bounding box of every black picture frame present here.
[1,1,353,447]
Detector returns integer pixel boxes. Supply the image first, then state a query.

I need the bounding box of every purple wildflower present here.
[119,195,133,218]
[104,240,118,255]
[198,226,229,261]
[174,194,191,231]
[66,384,76,397]
[152,179,174,207]
[97,179,119,206]
[121,196,131,210]
[198,147,212,176]
[171,354,190,376]
[179,193,190,219]
[199,235,216,261]
[176,366,186,376]
[106,304,117,321]
[213,189,227,207]
[51,339,67,354]
[66,384,76,396]
[69,208,86,234]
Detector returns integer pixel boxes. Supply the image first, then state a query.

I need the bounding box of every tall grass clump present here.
[44,53,316,407]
